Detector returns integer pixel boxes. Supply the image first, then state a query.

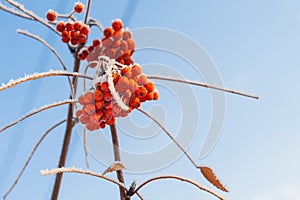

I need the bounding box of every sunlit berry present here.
[137,75,147,86]
[83,92,94,104]
[120,40,128,51]
[102,38,113,48]
[131,64,141,77]
[126,38,135,50]
[112,40,121,48]
[75,110,82,117]
[106,48,117,58]
[103,92,113,102]
[56,21,65,32]
[122,30,132,40]
[103,27,114,38]
[46,9,56,22]
[84,104,95,115]
[74,2,84,13]
[95,101,104,110]
[144,82,155,92]
[80,25,90,35]
[146,91,154,100]
[112,19,123,32]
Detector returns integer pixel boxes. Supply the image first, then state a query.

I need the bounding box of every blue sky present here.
[1,0,300,199]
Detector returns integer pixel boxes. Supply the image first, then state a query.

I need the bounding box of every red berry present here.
[122,30,132,40]
[153,91,159,100]
[137,75,147,86]
[65,22,74,31]
[103,27,114,38]
[144,82,155,92]
[120,40,128,51]
[74,21,83,31]
[100,82,109,92]
[131,64,141,77]
[74,2,84,13]
[135,86,148,98]
[92,39,100,47]
[71,38,79,45]
[75,110,82,117]
[126,38,135,50]
[79,49,89,60]
[46,9,56,22]
[70,31,79,39]
[106,48,117,58]
[112,19,123,32]
[102,38,113,48]
[78,33,87,43]
[56,21,65,32]
[61,36,70,43]
[87,45,94,52]
[80,25,90,35]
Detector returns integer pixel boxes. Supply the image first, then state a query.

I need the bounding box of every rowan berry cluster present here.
[45,2,88,46]
[79,19,135,65]
[76,63,158,131]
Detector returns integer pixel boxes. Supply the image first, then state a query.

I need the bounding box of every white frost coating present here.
[0,70,80,91]
[40,166,81,176]
[106,62,129,111]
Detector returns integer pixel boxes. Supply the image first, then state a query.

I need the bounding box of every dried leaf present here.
[102,161,125,175]
[199,166,228,192]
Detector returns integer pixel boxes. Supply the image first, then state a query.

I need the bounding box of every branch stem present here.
[110,124,126,200]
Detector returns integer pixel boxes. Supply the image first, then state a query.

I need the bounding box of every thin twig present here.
[84,0,92,24]
[0,70,92,92]
[0,100,76,134]
[2,119,67,200]
[41,167,127,191]
[110,124,126,200]
[5,0,59,35]
[17,29,75,98]
[137,108,198,168]
[0,2,33,20]
[147,75,259,99]
[134,175,226,200]
[83,127,89,168]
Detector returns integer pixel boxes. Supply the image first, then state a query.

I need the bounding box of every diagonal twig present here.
[17,29,75,98]
[0,100,76,134]
[2,119,67,200]
[0,2,33,20]
[147,75,259,99]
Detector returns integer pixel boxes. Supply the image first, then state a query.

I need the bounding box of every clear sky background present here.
[1,0,300,200]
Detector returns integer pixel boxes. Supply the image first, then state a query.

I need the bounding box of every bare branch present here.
[2,119,67,200]
[147,75,259,99]
[0,70,92,92]
[41,167,127,192]
[137,108,198,168]
[0,100,76,134]
[0,2,33,20]
[5,0,59,35]
[134,175,226,200]
[17,29,75,97]
[84,0,92,24]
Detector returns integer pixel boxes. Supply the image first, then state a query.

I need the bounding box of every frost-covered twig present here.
[0,2,33,20]
[147,75,259,99]
[134,175,226,200]
[17,29,75,97]
[41,167,127,191]
[137,108,198,168]
[2,119,67,200]
[5,0,58,34]
[0,70,92,92]
[83,127,89,168]
[0,100,76,134]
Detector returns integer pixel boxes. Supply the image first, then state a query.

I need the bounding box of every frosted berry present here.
[46,9,56,22]
[112,19,123,32]
[74,21,83,31]
[80,25,90,35]
[56,21,65,32]
[78,33,87,43]
[74,2,84,13]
